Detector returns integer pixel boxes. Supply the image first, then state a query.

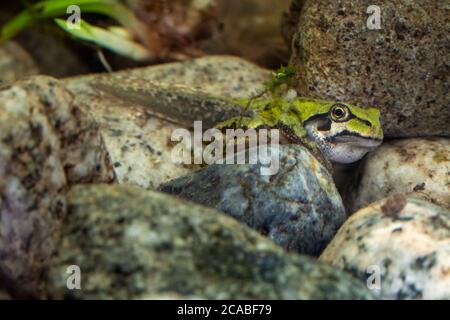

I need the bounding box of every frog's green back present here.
[234,97,330,124]
[232,96,382,139]
[291,98,331,122]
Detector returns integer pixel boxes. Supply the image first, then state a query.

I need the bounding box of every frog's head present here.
[303,102,383,163]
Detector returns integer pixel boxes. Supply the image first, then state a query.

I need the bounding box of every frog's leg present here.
[277,111,307,138]
[215,114,267,130]
[215,114,268,158]
[276,114,332,171]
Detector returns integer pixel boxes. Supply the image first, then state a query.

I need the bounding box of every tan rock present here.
[64,56,271,189]
[0,76,113,298]
[320,195,450,299]
[46,184,373,300]
[348,138,450,212]
[0,42,38,85]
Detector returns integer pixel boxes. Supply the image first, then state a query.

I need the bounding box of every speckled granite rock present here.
[0,42,39,85]
[160,145,346,256]
[64,56,271,189]
[281,0,304,47]
[283,0,449,138]
[66,55,271,99]
[46,184,372,299]
[320,195,450,300]
[0,76,113,298]
[120,55,271,98]
[348,138,450,213]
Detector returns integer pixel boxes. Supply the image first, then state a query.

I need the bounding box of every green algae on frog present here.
[216,96,383,165]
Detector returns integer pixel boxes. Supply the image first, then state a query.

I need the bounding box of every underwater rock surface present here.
[66,55,271,100]
[0,42,38,85]
[348,138,450,212]
[0,0,446,301]
[0,76,113,298]
[160,145,346,256]
[64,56,271,189]
[283,0,449,138]
[46,184,372,299]
[125,55,271,98]
[320,195,450,299]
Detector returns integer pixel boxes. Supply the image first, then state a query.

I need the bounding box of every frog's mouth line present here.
[331,134,383,148]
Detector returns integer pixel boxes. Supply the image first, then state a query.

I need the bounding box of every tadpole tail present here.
[91,75,246,129]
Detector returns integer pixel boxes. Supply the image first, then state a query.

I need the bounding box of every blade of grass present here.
[54,18,151,61]
[41,0,141,32]
[0,10,34,43]
[0,0,143,43]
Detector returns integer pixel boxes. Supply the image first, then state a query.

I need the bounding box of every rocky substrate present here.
[0,57,372,299]
[160,145,346,256]
[46,184,372,300]
[0,53,448,300]
[0,76,113,298]
[63,56,271,189]
[0,0,448,299]
[282,0,449,138]
[320,195,450,299]
[348,138,450,212]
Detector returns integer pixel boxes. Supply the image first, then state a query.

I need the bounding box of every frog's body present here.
[92,75,383,166]
[216,97,383,164]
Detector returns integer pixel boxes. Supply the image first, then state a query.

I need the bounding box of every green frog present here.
[216,96,383,165]
[92,71,383,168]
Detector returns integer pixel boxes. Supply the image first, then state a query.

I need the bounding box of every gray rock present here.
[160,145,346,256]
[320,195,450,300]
[348,138,450,213]
[0,76,113,298]
[0,42,39,85]
[118,55,271,99]
[65,55,271,100]
[46,184,372,299]
[283,0,449,138]
[63,56,271,189]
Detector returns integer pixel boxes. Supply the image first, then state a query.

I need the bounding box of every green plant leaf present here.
[0,0,143,43]
[54,18,150,61]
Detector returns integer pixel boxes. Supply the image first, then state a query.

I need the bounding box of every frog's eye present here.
[330,104,350,122]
